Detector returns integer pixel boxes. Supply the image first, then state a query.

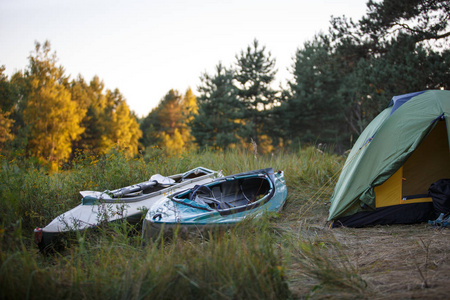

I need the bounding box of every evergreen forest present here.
[1,0,449,169]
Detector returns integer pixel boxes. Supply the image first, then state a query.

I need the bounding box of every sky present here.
[0,0,368,117]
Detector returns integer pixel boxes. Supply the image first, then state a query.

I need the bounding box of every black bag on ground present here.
[428,179,450,216]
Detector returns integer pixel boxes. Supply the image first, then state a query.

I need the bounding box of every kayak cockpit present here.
[171,173,274,212]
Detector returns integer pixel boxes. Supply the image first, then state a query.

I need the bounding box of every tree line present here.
[141,0,450,154]
[0,42,141,170]
[1,0,449,169]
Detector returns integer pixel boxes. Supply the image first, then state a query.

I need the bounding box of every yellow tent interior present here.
[374,121,450,208]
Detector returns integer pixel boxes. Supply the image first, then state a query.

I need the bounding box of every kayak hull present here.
[143,168,287,238]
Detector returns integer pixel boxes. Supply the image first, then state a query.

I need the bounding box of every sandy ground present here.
[332,224,450,299]
[280,197,450,299]
[285,221,450,299]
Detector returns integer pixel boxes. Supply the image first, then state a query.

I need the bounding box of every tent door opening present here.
[375,120,450,208]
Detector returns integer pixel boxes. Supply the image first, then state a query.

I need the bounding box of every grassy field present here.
[1,147,449,299]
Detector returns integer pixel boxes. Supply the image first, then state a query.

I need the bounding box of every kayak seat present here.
[216,181,249,208]
[196,193,236,210]
[190,185,224,209]
[195,183,244,209]
[240,177,270,202]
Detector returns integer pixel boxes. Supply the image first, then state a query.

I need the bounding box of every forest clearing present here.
[1,147,449,299]
[1,1,449,298]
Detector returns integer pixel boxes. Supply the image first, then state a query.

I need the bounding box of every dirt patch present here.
[279,201,450,299]
[281,190,450,299]
[330,224,450,299]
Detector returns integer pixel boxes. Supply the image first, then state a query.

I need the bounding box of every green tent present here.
[329,90,450,227]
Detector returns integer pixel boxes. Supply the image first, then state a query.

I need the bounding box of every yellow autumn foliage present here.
[24,42,86,170]
[110,101,142,157]
[160,128,185,154]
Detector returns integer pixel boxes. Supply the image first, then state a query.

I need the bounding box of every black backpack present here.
[428,179,450,216]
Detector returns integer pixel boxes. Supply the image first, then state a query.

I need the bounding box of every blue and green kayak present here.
[143,168,287,237]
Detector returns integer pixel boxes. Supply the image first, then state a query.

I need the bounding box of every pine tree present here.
[0,66,13,112]
[191,63,243,150]
[234,39,278,152]
[140,107,161,148]
[4,71,32,153]
[359,0,450,45]
[283,35,348,148]
[328,0,450,137]
[284,0,450,151]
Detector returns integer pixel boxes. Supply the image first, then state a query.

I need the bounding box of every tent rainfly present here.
[329,90,450,227]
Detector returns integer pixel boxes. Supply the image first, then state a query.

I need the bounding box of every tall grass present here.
[0,146,370,299]
[283,232,368,299]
